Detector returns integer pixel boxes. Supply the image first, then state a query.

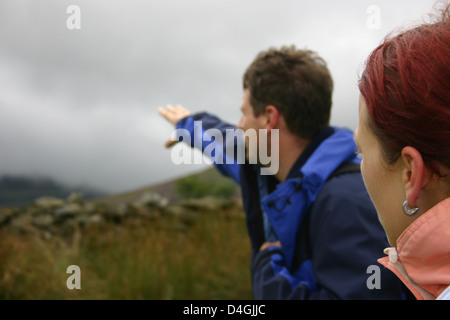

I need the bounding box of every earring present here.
[403,200,419,216]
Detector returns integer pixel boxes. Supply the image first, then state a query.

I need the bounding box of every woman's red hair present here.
[359,3,450,175]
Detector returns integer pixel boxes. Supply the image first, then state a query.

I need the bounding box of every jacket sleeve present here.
[175,112,241,184]
[252,247,316,299]
[252,173,406,300]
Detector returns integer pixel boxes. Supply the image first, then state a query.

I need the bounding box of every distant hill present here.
[0,175,107,207]
[93,166,240,207]
[0,167,240,208]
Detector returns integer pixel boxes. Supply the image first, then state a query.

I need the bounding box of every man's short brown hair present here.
[243,45,334,139]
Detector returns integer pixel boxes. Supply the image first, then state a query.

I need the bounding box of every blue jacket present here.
[176,112,405,299]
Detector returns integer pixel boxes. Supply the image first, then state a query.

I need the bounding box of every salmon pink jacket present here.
[378,197,450,300]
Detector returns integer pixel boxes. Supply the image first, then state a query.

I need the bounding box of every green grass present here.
[176,174,238,200]
[0,206,252,300]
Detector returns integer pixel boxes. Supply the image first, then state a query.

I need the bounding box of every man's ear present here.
[401,146,429,208]
[264,105,279,132]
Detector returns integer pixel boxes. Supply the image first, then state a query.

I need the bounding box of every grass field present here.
[0,204,252,300]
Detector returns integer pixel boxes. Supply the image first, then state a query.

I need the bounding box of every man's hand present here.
[158,104,191,126]
[158,104,191,148]
[259,241,282,251]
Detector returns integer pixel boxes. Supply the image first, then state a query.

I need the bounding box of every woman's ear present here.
[264,105,279,132]
[401,146,429,208]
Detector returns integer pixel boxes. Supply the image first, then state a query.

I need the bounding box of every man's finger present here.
[165,139,179,148]
[158,106,169,118]
[158,106,176,124]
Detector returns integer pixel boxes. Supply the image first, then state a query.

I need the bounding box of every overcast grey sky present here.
[0,0,438,193]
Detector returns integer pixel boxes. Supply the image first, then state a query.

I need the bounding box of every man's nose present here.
[237,117,244,130]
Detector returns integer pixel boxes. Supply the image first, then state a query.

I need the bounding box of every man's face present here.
[237,89,264,132]
[237,89,268,162]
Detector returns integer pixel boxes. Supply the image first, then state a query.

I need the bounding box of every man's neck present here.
[274,135,310,182]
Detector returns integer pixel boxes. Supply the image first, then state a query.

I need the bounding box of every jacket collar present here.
[378,197,450,300]
[262,127,358,268]
[285,126,335,180]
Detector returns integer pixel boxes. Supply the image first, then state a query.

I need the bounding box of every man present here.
[158,45,404,299]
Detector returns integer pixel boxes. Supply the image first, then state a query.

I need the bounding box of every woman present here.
[354,5,450,300]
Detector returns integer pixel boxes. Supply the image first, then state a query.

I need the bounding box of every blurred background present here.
[0,0,438,197]
[0,0,442,301]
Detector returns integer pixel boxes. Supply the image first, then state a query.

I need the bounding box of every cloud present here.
[0,0,437,193]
